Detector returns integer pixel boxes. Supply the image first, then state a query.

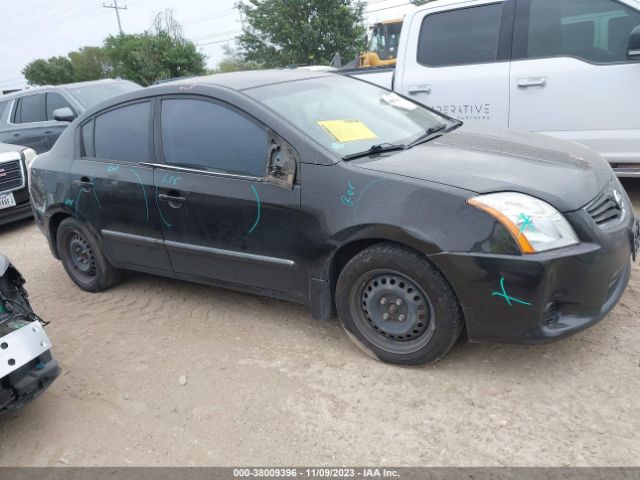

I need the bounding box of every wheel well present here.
[330,239,404,297]
[48,212,71,257]
[328,238,468,339]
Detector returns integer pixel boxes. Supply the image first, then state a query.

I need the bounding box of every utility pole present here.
[237,4,246,31]
[103,0,127,35]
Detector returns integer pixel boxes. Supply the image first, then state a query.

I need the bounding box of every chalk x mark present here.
[353,179,390,221]
[128,168,149,221]
[74,188,83,217]
[491,277,532,307]
[90,167,102,209]
[155,186,172,227]
[248,184,261,234]
[518,213,533,235]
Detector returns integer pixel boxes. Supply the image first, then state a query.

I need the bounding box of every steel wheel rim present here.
[67,231,96,281]
[349,269,436,354]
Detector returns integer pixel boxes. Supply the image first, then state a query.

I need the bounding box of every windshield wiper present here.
[342,142,407,161]
[406,123,450,149]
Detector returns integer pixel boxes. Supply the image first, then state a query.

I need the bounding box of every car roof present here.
[164,69,335,92]
[0,78,133,101]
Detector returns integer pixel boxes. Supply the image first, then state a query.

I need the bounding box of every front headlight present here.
[468,192,579,254]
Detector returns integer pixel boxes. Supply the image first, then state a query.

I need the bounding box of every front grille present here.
[585,189,623,226]
[0,160,24,192]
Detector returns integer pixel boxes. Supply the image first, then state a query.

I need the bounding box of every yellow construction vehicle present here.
[360,19,403,68]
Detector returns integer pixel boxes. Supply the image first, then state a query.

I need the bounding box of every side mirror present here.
[628,25,640,60]
[53,107,76,122]
[267,143,296,189]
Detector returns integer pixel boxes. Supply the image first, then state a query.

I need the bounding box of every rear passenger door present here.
[396,0,514,126]
[510,0,640,165]
[71,99,172,272]
[7,93,48,153]
[153,96,305,297]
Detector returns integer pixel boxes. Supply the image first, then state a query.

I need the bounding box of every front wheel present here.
[336,243,463,365]
[56,217,121,292]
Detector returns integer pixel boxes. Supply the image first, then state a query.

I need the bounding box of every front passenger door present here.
[44,92,76,150]
[154,97,305,298]
[509,0,640,164]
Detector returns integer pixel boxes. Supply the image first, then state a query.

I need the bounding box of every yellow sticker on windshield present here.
[317,120,378,143]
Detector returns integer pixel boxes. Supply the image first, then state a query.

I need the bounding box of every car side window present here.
[160,98,269,177]
[94,101,150,163]
[525,0,640,64]
[0,101,8,122]
[417,4,503,67]
[13,94,46,124]
[46,93,73,121]
[81,120,94,158]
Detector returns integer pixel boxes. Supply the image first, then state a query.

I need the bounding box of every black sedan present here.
[28,70,638,365]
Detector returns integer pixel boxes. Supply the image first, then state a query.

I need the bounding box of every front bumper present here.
[430,209,635,344]
[0,353,60,412]
[0,201,33,226]
[0,321,60,412]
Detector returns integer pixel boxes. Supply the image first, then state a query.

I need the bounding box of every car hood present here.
[350,124,612,212]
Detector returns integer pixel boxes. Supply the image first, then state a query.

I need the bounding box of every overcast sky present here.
[0,0,416,92]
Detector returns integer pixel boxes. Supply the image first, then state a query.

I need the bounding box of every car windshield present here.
[68,81,142,108]
[246,76,449,159]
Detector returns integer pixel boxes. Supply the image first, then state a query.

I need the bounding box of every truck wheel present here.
[56,217,121,292]
[336,243,463,365]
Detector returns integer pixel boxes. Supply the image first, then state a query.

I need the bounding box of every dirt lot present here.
[0,181,639,467]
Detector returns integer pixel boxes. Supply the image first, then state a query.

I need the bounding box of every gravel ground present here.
[0,180,639,467]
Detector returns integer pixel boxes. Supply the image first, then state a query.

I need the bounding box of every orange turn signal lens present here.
[467,198,535,254]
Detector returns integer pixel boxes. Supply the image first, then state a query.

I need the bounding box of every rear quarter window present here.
[0,101,8,122]
[14,94,46,123]
[94,101,150,163]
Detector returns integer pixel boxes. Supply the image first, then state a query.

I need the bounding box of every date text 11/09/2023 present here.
[233,468,400,478]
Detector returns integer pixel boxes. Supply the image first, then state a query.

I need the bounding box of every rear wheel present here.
[336,243,463,365]
[56,217,121,292]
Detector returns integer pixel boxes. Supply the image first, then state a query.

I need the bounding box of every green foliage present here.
[21,10,206,86]
[212,44,264,73]
[411,0,437,5]
[104,31,206,86]
[68,47,111,82]
[238,0,367,67]
[22,56,75,86]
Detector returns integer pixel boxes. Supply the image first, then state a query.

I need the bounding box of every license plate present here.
[0,192,16,210]
[633,220,640,262]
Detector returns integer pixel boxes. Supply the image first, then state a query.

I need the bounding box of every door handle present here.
[74,176,93,192]
[517,77,547,88]
[158,192,186,208]
[42,130,53,135]
[12,132,20,137]
[408,85,431,95]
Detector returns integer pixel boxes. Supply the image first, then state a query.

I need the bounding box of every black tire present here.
[56,217,121,292]
[336,242,463,366]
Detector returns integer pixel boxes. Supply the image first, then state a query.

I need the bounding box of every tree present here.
[21,9,205,86]
[68,47,111,82]
[104,10,207,85]
[213,44,264,73]
[238,0,366,67]
[22,56,75,85]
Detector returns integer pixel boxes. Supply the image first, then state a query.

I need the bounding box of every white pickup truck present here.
[349,0,640,176]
